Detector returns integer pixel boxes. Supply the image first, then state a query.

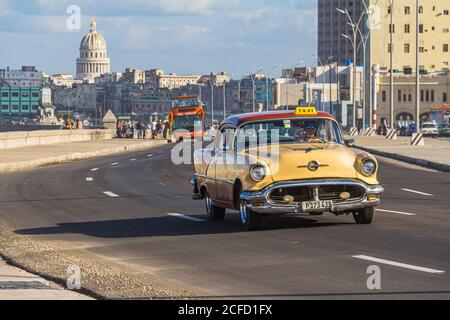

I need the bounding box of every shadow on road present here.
[15,215,351,239]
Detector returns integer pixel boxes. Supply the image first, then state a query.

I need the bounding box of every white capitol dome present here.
[76,20,111,82]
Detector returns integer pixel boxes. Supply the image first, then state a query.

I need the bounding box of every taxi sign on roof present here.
[295,106,317,116]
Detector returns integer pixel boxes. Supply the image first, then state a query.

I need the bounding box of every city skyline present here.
[0,0,317,77]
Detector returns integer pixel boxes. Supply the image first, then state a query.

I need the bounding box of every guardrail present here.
[0,129,115,150]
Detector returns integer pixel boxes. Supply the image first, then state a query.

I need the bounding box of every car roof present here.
[221,110,335,128]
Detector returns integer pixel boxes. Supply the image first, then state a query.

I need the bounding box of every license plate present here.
[302,200,334,212]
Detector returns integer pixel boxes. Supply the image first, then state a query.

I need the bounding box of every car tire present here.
[205,191,225,222]
[239,201,263,231]
[353,207,374,225]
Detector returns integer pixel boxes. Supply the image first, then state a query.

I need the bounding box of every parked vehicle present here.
[421,122,439,138]
[439,124,450,137]
[406,123,418,136]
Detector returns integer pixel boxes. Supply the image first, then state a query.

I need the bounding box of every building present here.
[76,20,111,83]
[376,71,450,123]
[0,66,49,117]
[0,66,44,88]
[145,69,200,89]
[198,72,231,86]
[52,84,97,117]
[0,87,42,117]
[50,74,82,88]
[123,68,145,84]
[95,72,123,85]
[318,0,450,72]
[318,0,449,125]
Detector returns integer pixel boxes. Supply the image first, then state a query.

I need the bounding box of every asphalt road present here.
[0,143,449,299]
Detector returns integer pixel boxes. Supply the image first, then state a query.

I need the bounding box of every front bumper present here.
[240,179,384,215]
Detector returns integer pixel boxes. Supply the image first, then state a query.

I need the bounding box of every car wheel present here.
[353,207,374,225]
[239,201,263,231]
[205,191,225,221]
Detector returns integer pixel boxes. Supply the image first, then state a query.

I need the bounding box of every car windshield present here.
[235,118,343,149]
[422,124,436,129]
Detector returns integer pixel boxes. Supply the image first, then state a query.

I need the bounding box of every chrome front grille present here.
[268,184,365,205]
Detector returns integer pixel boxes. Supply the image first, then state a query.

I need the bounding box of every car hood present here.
[243,143,362,183]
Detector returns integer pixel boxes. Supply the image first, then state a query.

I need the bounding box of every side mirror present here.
[345,139,355,148]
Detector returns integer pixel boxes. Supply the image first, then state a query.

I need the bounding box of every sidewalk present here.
[0,139,166,174]
[352,135,450,172]
[0,258,91,300]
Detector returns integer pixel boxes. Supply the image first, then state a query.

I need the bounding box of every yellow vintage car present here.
[191,108,384,231]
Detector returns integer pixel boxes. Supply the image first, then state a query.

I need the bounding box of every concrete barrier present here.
[0,129,115,150]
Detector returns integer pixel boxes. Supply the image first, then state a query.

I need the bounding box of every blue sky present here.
[0,0,317,78]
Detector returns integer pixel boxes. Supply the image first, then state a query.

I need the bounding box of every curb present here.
[0,140,167,174]
[356,145,450,173]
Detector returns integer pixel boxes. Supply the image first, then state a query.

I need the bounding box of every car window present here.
[215,128,235,152]
[235,118,343,151]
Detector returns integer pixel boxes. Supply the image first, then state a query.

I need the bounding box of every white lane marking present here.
[111,162,119,166]
[376,209,417,216]
[103,191,120,198]
[86,177,94,182]
[91,168,99,172]
[401,188,434,197]
[353,255,445,275]
[130,159,137,162]
[168,213,205,222]
[147,154,154,157]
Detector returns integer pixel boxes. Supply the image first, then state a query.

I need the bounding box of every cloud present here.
[0,0,317,76]
[9,0,240,16]
[0,0,10,16]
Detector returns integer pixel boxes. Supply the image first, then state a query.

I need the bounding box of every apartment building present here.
[318,0,450,72]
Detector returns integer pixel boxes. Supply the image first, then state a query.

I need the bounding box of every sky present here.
[0,0,317,78]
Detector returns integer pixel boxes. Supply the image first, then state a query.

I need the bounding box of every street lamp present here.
[355,27,370,129]
[415,0,421,127]
[249,68,263,112]
[337,6,369,130]
[207,79,214,124]
[223,80,226,120]
[265,64,283,111]
[316,55,334,112]
[284,60,304,109]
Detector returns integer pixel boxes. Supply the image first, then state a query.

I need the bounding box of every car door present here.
[209,127,235,204]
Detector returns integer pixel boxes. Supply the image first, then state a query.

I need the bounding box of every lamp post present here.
[355,27,369,129]
[337,6,369,130]
[264,64,282,112]
[249,68,263,112]
[415,0,420,127]
[284,60,304,109]
[317,56,334,112]
[207,79,214,124]
[223,81,226,120]
[388,0,395,129]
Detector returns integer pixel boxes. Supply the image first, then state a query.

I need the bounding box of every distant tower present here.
[76,20,111,82]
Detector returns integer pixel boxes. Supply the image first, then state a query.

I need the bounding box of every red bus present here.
[168,96,205,141]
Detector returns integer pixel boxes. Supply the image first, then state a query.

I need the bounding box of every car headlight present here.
[250,164,267,182]
[361,159,377,176]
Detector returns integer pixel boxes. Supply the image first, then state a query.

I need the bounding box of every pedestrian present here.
[136,122,143,139]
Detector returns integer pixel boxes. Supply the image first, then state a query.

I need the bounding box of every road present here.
[0,143,449,299]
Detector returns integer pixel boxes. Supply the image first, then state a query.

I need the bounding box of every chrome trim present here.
[194,173,234,185]
[240,179,384,215]
[248,198,380,215]
[361,158,377,177]
[297,162,330,170]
